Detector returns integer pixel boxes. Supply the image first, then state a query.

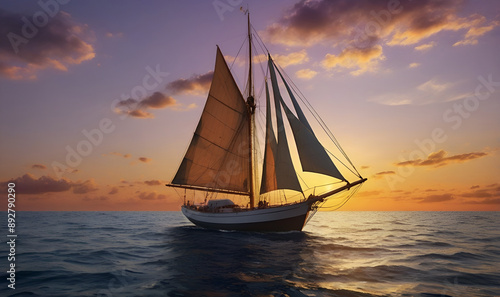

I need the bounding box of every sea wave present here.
[0,211,498,296]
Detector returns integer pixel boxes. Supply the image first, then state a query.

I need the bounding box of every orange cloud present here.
[321,45,385,75]
[416,194,454,203]
[372,171,396,179]
[414,42,436,51]
[395,150,488,167]
[295,68,318,80]
[0,10,95,80]
[273,50,309,67]
[460,184,500,204]
[72,179,99,194]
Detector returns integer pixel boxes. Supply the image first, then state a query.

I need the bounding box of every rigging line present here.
[297,173,309,191]
[319,183,363,210]
[311,181,344,190]
[269,59,359,178]
[280,71,361,177]
[251,23,271,56]
[253,38,267,84]
[275,63,361,176]
[323,147,359,177]
[229,35,247,71]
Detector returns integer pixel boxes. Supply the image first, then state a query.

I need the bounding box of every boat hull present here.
[181,201,313,232]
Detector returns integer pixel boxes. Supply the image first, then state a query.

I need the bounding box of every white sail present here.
[270,58,346,181]
[264,57,302,193]
[171,46,250,193]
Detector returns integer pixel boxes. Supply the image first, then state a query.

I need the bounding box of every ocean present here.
[1,211,499,297]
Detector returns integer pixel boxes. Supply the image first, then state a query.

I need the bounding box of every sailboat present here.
[166,12,366,232]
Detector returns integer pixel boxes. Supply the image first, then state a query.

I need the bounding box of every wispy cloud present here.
[373,171,396,179]
[166,71,213,95]
[105,32,123,38]
[460,184,500,204]
[417,79,452,93]
[31,164,47,170]
[72,179,99,194]
[0,10,95,80]
[370,78,457,105]
[295,68,318,80]
[114,92,178,119]
[138,191,166,200]
[414,42,436,52]
[415,194,454,203]
[144,180,162,186]
[453,16,500,46]
[104,152,131,158]
[138,157,152,163]
[357,190,382,197]
[395,150,488,167]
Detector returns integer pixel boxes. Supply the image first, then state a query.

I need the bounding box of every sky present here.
[0,0,499,211]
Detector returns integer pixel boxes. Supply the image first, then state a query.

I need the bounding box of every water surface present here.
[1,211,499,296]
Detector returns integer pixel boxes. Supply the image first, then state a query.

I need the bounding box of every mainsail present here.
[171,46,250,193]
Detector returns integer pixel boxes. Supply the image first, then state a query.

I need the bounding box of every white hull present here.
[181,200,314,232]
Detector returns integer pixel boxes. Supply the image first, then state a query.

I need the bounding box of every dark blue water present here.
[1,211,499,296]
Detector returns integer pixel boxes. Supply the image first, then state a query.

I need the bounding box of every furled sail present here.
[269,58,346,181]
[171,46,250,193]
[261,56,303,193]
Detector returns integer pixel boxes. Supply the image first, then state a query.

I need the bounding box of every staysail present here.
[260,57,303,194]
[259,56,346,193]
[259,80,278,194]
[271,57,345,181]
[171,46,250,193]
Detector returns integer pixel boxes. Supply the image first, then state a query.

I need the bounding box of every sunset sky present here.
[1,0,499,211]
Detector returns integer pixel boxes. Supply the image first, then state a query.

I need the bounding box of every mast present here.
[246,11,256,208]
